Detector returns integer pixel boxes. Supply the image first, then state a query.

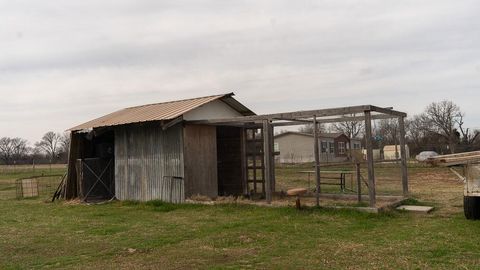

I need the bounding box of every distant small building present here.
[383,145,410,160]
[274,132,362,163]
[362,149,382,161]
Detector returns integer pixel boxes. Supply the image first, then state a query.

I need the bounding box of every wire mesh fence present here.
[275,161,405,196]
[0,164,67,175]
[0,175,64,200]
[0,180,17,200]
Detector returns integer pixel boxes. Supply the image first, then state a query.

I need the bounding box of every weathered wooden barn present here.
[64,92,409,208]
[65,93,255,202]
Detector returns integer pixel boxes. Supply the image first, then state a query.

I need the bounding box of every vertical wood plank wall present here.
[65,132,94,199]
[183,124,218,198]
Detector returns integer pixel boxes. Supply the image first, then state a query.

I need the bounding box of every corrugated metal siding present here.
[115,123,184,202]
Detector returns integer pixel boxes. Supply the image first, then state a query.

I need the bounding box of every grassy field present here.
[1,164,480,269]
[0,164,67,180]
[275,162,405,196]
[0,164,67,200]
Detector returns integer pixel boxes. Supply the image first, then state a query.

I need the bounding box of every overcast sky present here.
[0,0,479,143]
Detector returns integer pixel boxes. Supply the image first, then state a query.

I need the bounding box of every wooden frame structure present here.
[192,105,408,208]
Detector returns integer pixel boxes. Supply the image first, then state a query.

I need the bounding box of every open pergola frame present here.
[191,105,408,208]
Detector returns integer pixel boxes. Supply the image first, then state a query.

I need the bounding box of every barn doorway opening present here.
[75,129,115,202]
[216,126,244,196]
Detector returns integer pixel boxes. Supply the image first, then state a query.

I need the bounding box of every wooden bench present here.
[299,170,354,192]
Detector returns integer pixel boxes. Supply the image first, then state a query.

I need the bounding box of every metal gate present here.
[77,158,115,202]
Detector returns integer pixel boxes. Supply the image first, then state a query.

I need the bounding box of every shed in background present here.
[383,145,410,160]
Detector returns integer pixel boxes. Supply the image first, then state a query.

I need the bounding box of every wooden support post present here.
[75,159,83,199]
[313,115,321,207]
[356,162,362,203]
[261,128,266,193]
[241,128,248,196]
[295,195,301,210]
[252,129,257,194]
[268,123,276,193]
[263,120,273,204]
[398,116,409,197]
[364,111,376,207]
[65,132,81,199]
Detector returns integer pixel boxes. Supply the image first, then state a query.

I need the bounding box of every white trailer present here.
[463,163,480,219]
[427,151,480,220]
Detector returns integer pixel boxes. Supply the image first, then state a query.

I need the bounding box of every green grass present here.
[0,165,66,200]
[276,162,451,197]
[0,166,66,181]
[1,199,479,269]
[1,164,479,269]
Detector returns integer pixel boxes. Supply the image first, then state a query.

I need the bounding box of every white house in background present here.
[274,132,362,164]
[383,145,410,160]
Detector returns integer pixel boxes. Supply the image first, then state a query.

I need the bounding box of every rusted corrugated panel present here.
[114,123,184,202]
[69,93,254,131]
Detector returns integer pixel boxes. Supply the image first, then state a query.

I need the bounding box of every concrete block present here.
[397,205,434,213]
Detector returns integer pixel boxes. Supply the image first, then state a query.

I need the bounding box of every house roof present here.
[274,131,346,139]
[69,93,255,131]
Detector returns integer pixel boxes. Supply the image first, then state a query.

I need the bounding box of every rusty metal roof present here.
[69,93,254,131]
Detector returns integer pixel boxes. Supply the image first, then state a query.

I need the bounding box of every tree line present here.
[2,100,479,165]
[293,100,480,155]
[0,132,70,165]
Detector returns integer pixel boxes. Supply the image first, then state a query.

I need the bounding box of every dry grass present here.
[1,164,479,269]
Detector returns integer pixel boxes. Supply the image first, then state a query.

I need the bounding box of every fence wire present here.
[0,175,64,200]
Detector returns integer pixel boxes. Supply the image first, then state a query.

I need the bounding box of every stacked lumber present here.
[427,151,480,167]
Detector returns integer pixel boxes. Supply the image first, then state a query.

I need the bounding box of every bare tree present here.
[331,114,364,138]
[456,113,480,146]
[298,123,325,134]
[35,132,62,165]
[0,137,29,165]
[0,137,14,165]
[377,119,400,159]
[405,115,430,151]
[424,100,462,153]
[60,133,71,157]
[11,138,29,162]
[377,119,399,145]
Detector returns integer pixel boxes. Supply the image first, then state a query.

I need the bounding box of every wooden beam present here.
[272,114,395,127]
[190,105,373,125]
[272,121,311,127]
[364,111,376,207]
[370,106,407,117]
[356,163,362,203]
[272,117,312,123]
[162,117,183,130]
[240,128,248,196]
[269,123,276,193]
[263,120,273,204]
[398,116,409,196]
[313,115,321,207]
